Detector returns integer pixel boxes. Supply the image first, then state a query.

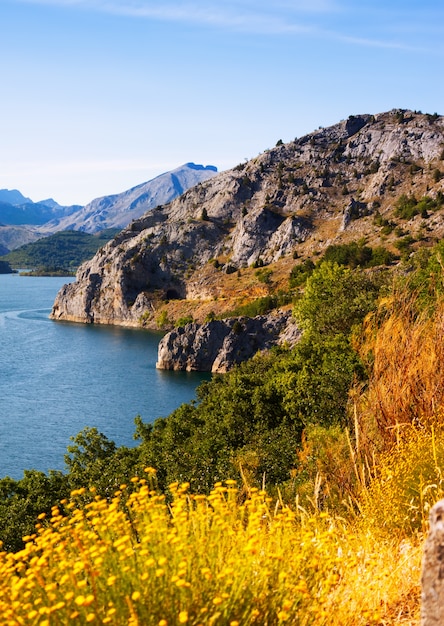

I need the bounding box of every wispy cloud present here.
[11,0,443,51]
[11,0,336,34]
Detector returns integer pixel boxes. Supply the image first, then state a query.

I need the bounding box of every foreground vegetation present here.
[0,475,421,625]
[3,239,444,622]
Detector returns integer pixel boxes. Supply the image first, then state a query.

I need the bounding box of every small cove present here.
[0,273,209,479]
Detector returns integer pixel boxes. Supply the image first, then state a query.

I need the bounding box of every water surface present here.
[0,273,208,479]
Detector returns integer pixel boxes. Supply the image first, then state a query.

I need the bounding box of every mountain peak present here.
[182,163,218,173]
[44,163,219,234]
[0,189,32,205]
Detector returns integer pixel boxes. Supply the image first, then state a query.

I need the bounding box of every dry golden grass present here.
[0,473,424,625]
[354,290,444,449]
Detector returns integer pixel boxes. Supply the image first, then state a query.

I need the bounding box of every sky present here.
[1,1,443,207]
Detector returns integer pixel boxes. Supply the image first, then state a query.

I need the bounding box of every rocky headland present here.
[50,109,444,368]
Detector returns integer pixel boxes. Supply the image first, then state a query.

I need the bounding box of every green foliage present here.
[289,259,315,288]
[394,193,444,220]
[293,261,381,337]
[225,295,279,318]
[0,427,145,551]
[132,262,381,493]
[136,335,363,494]
[156,309,170,329]
[370,245,397,266]
[0,470,69,551]
[1,229,120,272]
[176,315,194,327]
[399,239,444,309]
[322,241,395,269]
[65,427,140,500]
[255,267,272,284]
[394,234,415,256]
[373,211,396,234]
[137,350,305,492]
[290,245,393,293]
[205,310,216,322]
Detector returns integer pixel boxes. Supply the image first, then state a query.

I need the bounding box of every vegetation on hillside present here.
[4,239,444,621]
[0,229,119,273]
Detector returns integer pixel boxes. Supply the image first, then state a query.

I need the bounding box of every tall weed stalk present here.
[354,290,444,448]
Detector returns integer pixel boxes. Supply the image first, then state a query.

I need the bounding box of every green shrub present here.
[289,259,315,288]
[226,295,278,318]
[176,315,194,328]
[293,261,381,337]
[395,193,444,220]
[255,268,272,284]
[323,242,394,269]
[156,310,170,329]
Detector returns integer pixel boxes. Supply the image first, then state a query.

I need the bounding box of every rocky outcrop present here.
[156,311,301,373]
[50,110,444,329]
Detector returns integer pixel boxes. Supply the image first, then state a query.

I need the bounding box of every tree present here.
[65,427,140,499]
[293,261,381,337]
[0,470,69,551]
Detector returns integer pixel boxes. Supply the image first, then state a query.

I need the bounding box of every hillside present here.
[42,163,218,234]
[51,109,444,328]
[1,230,120,273]
[0,197,81,252]
[0,163,217,252]
[0,200,79,226]
[0,196,80,255]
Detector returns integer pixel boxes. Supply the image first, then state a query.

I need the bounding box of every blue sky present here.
[1,0,443,206]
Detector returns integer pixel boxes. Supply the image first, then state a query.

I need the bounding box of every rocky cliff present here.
[156,311,301,373]
[51,110,444,330]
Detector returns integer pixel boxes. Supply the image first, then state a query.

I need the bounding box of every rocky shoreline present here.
[156,311,301,373]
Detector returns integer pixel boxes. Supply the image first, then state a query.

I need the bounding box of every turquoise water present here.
[0,273,208,479]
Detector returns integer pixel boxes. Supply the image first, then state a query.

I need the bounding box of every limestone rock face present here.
[156,312,301,373]
[51,110,444,329]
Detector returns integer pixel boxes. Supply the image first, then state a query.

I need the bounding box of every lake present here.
[0,273,208,480]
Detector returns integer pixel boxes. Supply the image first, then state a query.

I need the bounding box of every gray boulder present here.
[156,311,301,373]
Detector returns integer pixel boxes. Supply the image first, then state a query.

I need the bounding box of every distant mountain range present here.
[41,163,218,234]
[0,163,218,253]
